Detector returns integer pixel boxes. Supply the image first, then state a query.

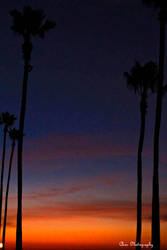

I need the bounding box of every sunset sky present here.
[0,0,167,249]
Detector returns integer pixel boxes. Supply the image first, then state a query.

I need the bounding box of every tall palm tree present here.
[124,61,158,250]
[10,6,55,250]
[0,112,16,236]
[2,128,20,250]
[142,1,167,249]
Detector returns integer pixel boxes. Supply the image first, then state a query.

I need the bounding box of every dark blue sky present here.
[0,0,167,190]
[1,0,166,137]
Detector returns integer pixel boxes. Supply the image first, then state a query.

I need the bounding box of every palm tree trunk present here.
[2,141,15,250]
[16,55,30,250]
[152,17,166,250]
[0,127,7,235]
[136,90,147,250]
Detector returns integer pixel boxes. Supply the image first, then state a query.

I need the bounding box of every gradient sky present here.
[0,0,167,249]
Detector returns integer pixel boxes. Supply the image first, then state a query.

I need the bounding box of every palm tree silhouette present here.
[124,61,158,250]
[10,6,55,249]
[0,112,16,236]
[2,128,20,250]
[142,1,167,249]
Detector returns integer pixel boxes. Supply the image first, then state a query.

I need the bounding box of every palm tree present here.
[124,61,158,250]
[10,6,55,250]
[142,1,167,249]
[2,128,20,250]
[0,112,16,236]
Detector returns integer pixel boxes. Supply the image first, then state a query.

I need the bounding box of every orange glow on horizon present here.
[3,216,167,249]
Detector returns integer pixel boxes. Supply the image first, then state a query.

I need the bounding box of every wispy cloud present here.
[6,199,167,224]
[23,133,138,168]
[21,132,167,171]
[23,199,167,222]
[9,183,94,201]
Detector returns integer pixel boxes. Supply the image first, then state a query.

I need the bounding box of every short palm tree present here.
[142,1,167,249]
[124,61,158,250]
[0,112,16,235]
[2,128,20,250]
[10,6,55,250]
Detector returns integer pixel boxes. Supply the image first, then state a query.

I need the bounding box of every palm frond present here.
[10,9,24,35]
[124,61,158,95]
[1,112,16,127]
[8,128,20,141]
[38,20,56,38]
[10,6,56,38]
[143,61,158,92]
